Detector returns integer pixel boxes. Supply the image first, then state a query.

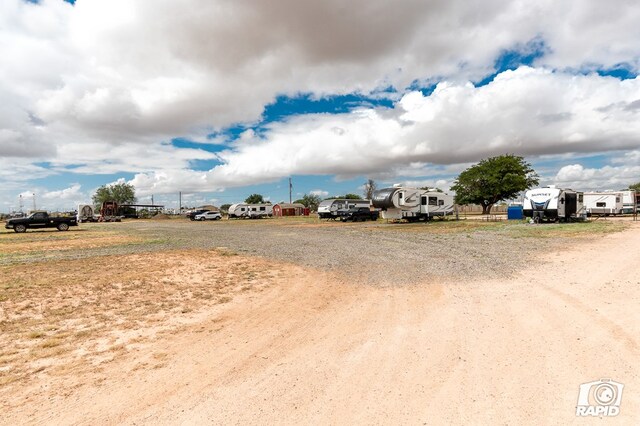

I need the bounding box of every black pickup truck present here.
[5,211,78,233]
[339,207,380,222]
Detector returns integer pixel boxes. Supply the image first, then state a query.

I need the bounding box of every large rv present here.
[228,203,273,219]
[522,186,585,222]
[317,199,371,219]
[371,187,454,221]
[583,192,624,216]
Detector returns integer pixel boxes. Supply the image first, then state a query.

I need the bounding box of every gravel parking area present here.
[1,218,625,284]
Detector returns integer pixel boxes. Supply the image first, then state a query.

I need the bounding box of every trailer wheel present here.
[14,224,27,233]
[57,223,69,231]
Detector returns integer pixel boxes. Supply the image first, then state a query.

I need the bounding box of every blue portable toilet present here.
[507,205,523,220]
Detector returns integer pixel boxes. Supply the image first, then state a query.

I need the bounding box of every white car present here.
[194,211,222,221]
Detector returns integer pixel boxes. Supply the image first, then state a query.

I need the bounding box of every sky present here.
[1,0,640,212]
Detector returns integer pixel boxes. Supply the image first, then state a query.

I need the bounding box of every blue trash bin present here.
[507,205,523,220]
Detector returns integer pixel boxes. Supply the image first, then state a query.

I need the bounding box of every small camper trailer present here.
[583,192,624,216]
[228,203,273,218]
[317,199,371,219]
[522,186,585,222]
[371,187,454,221]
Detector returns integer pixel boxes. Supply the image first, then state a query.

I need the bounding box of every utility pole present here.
[179,191,182,214]
[32,193,36,211]
[19,194,23,212]
[151,194,154,206]
[289,177,292,204]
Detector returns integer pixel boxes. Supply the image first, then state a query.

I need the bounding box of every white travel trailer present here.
[228,203,273,218]
[77,204,97,222]
[583,192,624,216]
[620,190,637,214]
[317,199,371,219]
[522,186,585,222]
[371,187,454,221]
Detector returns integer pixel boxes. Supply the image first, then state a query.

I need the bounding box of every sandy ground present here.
[2,223,640,425]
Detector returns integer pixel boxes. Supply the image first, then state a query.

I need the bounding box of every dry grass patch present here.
[0,228,146,259]
[0,248,290,389]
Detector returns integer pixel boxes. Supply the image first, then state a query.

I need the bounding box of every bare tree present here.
[363,179,377,200]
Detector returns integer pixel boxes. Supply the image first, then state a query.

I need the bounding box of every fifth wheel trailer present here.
[522,186,585,222]
[371,187,454,221]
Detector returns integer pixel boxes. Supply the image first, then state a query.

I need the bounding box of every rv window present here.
[578,194,583,202]
[240,208,245,211]
[616,197,621,202]
[421,196,427,205]
[260,207,265,211]
[428,197,437,206]
[596,202,606,207]
[439,200,444,206]
[399,192,403,200]
[251,208,257,211]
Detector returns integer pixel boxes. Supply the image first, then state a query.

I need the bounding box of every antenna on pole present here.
[289,177,292,204]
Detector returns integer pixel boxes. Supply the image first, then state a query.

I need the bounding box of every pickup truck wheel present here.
[14,224,27,233]
[57,223,70,231]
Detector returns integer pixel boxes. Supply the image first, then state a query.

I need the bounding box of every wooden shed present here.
[272,203,309,217]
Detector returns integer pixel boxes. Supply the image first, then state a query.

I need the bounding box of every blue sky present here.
[1,0,639,212]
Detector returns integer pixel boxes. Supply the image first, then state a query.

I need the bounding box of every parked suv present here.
[194,211,222,221]
[187,209,209,221]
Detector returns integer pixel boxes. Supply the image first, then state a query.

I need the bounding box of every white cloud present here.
[127,68,640,195]
[2,0,640,202]
[553,151,640,190]
[42,183,83,200]
[310,189,329,197]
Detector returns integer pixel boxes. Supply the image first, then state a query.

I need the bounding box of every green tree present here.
[629,182,640,191]
[220,204,231,213]
[245,193,265,204]
[92,182,136,207]
[363,179,377,199]
[451,154,539,214]
[325,193,363,200]
[294,194,322,211]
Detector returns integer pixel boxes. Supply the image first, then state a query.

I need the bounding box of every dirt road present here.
[4,223,639,424]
